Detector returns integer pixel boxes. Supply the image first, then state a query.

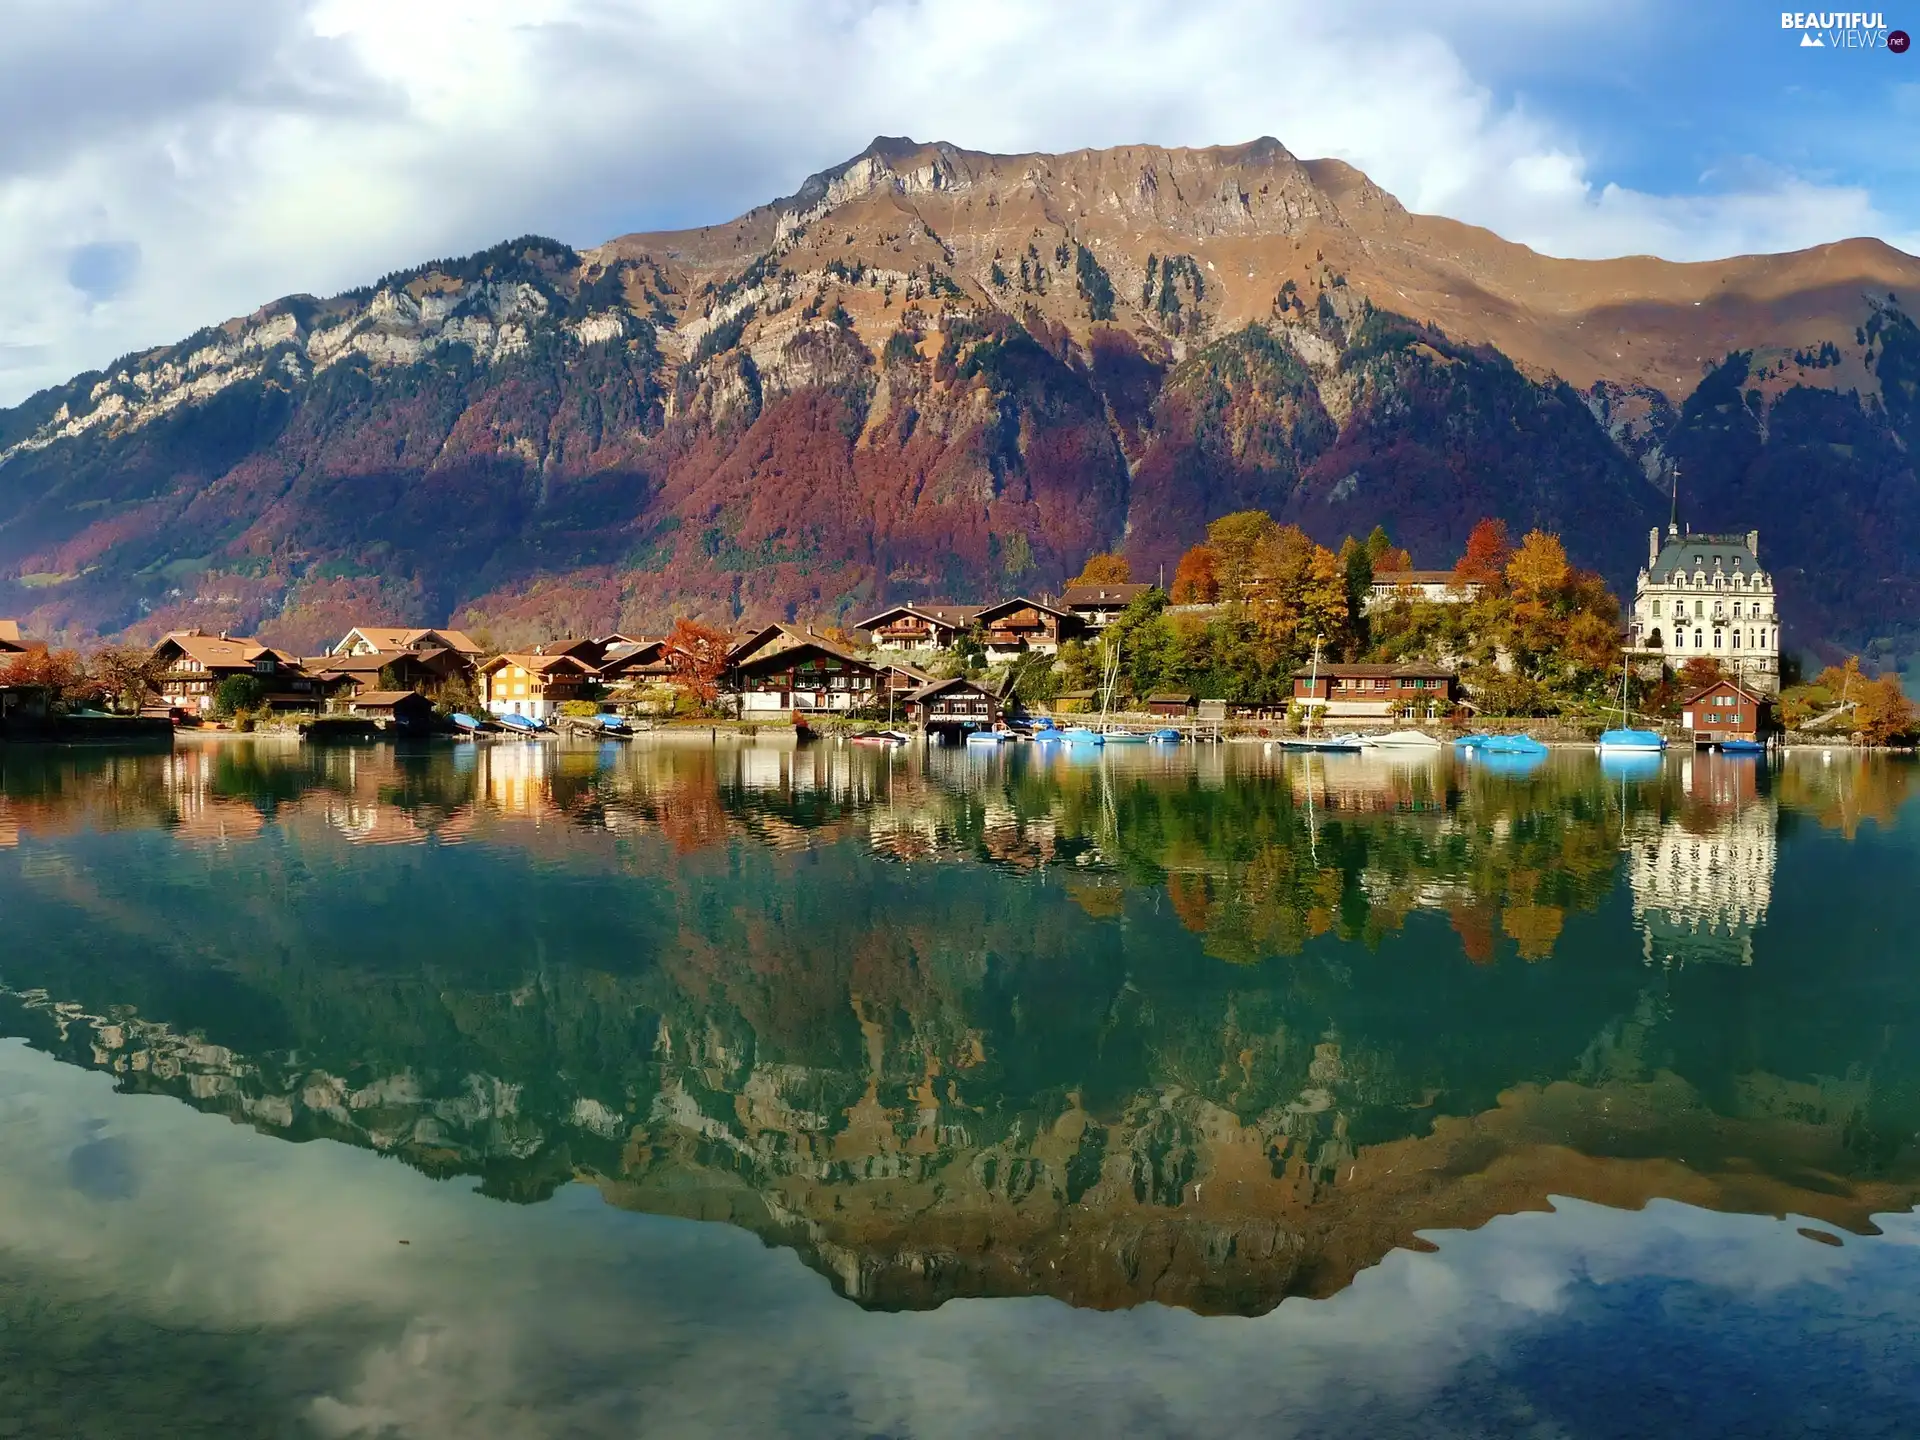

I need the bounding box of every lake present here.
[1,735,1917,1438]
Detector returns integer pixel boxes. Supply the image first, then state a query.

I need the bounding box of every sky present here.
[2,0,1917,407]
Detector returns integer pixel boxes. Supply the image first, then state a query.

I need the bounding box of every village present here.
[0,513,1912,750]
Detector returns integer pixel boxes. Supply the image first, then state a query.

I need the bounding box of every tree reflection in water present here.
[0,738,1915,1314]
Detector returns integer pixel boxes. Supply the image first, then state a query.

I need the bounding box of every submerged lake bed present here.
[1,737,1917,1437]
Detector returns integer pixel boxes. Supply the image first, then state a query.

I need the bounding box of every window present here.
[1651,599,1661,618]
[1695,631,1705,649]
[1695,600,1704,618]
[1714,632,1723,649]
[1732,603,1742,619]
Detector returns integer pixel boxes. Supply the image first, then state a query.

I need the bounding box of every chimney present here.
[1746,529,1759,561]
[1649,527,1659,569]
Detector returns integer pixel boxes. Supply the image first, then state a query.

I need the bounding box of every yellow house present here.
[480,653,598,722]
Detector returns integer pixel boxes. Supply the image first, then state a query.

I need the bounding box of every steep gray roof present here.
[1647,533,1766,586]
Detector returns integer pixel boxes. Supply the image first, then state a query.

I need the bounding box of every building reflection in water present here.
[1628,751,1776,968]
[4,737,1919,1323]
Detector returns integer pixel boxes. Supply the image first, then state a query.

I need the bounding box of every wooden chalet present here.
[728,623,817,671]
[595,638,673,687]
[905,676,1002,736]
[1058,583,1151,633]
[480,653,599,722]
[732,640,884,713]
[1679,677,1774,744]
[305,647,464,700]
[348,690,438,733]
[328,626,484,660]
[974,597,1076,655]
[1146,692,1197,717]
[150,631,321,714]
[1292,663,1457,720]
[853,604,982,652]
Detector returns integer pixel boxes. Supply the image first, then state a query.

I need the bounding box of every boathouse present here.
[1678,677,1774,744]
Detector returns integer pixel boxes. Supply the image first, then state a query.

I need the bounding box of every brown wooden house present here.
[1058,583,1151,633]
[905,676,1002,733]
[349,690,438,733]
[1146,692,1197,717]
[151,631,321,715]
[853,604,982,653]
[732,640,884,713]
[1292,663,1458,720]
[328,626,484,660]
[974,597,1077,656]
[1679,677,1774,743]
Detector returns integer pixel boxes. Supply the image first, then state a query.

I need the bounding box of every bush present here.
[213,674,266,718]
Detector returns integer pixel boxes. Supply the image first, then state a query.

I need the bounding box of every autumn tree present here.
[665,618,733,704]
[1678,656,1725,693]
[1206,510,1279,604]
[1169,545,1219,604]
[89,645,165,713]
[1505,531,1570,603]
[1802,658,1918,743]
[1363,525,1412,575]
[1069,552,1131,586]
[1454,518,1513,590]
[0,647,92,707]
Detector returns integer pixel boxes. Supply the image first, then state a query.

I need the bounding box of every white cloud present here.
[4,1038,1918,1439]
[0,0,1914,406]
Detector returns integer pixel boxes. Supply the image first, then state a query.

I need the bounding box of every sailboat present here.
[1276,635,1363,751]
[1597,657,1665,753]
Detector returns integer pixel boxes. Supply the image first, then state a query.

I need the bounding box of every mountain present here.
[3,136,1919,660]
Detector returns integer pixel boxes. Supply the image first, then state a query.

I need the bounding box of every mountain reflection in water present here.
[0,737,1916,1321]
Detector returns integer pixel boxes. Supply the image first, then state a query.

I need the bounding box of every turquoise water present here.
[1,737,1917,1436]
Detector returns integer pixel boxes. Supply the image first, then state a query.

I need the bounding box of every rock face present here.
[3,138,1920,656]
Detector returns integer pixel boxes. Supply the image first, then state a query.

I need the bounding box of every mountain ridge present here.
[1,135,1916,662]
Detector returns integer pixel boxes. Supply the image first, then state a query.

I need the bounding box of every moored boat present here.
[1150,728,1183,743]
[1717,738,1766,756]
[1481,733,1549,755]
[1597,727,1666,753]
[1059,727,1106,746]
[1371,729,1443,749]
[1276,735,1365,753]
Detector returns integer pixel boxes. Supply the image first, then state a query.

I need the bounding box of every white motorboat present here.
[1369,729,1443,749]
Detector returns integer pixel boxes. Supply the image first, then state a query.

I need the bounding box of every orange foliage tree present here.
[1454,518,1513,590]
[665,618,733,704]
[1678,656,1725,692]
[1824,661,1920,744]
[1505,531,1570,603]
[1169,544,1219,604]
[1070,552,1131,586]
[0,647,92,705]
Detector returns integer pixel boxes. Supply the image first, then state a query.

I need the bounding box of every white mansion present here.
[1627,525,1780,695]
